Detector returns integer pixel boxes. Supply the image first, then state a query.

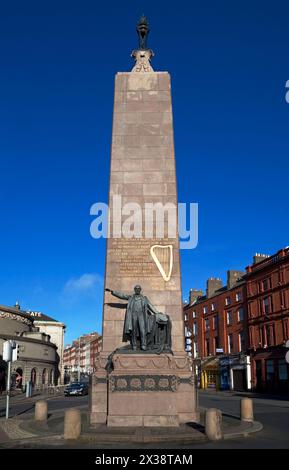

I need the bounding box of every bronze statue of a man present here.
[105,285,171,352]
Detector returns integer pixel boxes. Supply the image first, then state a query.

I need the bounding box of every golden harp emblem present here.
[150,245,173,282]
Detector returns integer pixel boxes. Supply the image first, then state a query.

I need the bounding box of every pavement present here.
[0,391,264,449]
[200,387,289,403]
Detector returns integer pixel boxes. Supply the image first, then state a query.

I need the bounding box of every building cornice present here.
[0,333,57,349]
[0,309,33,326]
[34,320,65,328]
[245,249,289,277]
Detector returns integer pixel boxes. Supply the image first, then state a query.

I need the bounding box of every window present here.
[239,331,245,351]
[278,271,284,285]
[193,322,198,336]
[213,315,218,330]
[205,319,210,331]
[184,314,188,321]
[203,306,208,314]
[266,360,274,382]
[206,339,210,356]
[263,296,271,315]
[228,334,233,353]
[266,324,274,346]
[265,324,270,346]
[248,301,254,318]
[236,292,242,302]
[227,310,233,325]
[192,311,196,318]
[278,360,288,380]
[259,327,264,347]
[194,341,199,358]
[262,278,271,291]
[237,307,244,322]
[280,291,286,309]
[225,297,231,306]
[211,302,216,311]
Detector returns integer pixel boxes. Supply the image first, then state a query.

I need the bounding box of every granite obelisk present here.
[90,17,198,427]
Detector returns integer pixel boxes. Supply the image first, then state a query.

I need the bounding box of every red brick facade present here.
[246,248,289,392]
[64,332,102,375]
[184,247,289,393]
[184,271,247,359]
[90,335,103,370]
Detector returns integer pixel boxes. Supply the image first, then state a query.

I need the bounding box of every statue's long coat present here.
[111,291,156,342]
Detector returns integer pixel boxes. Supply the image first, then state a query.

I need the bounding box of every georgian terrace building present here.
[184,247,289,394]
[64,333,102,378]
[245,248,289,393]
[0,304,59,389]
[184,270,249,391]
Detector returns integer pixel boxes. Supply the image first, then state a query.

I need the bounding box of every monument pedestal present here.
[90,352,199,427]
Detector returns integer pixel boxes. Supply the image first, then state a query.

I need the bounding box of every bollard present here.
[240,398,254,422]
[205,408,223,441]
[35,400,48,422]
[64,408,81,440]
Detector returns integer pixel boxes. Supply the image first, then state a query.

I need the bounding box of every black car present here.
[64,382,89,396]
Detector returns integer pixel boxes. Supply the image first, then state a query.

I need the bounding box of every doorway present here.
[233,368,246,391]
[256,360,262,391]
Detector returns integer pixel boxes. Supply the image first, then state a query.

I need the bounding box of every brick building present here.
[90,335,103,370]
[184,246,289,393]
[184,270,249,391]
[245,248,289,393]
[63,332,102,379]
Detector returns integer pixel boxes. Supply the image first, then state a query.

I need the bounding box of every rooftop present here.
[184,277,245,309]
[246,247,289,275]
[26,311,61,323]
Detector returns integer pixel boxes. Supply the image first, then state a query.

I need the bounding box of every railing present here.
[32,384,67,396]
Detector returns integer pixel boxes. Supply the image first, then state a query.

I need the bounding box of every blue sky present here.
[0,1,289,345]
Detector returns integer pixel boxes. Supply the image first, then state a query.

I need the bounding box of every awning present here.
[201,357,219,370]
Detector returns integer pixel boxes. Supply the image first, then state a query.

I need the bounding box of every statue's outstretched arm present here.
[106,288,130,301]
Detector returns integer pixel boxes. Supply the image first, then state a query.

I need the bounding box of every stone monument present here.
[90,16,198,427]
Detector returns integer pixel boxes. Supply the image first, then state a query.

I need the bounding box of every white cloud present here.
[63,273,103,296]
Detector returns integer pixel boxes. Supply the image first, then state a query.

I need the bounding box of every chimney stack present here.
[253,253,270,265]
[189,289,203,305]
[227,270,245,289]
[206,278,222,298]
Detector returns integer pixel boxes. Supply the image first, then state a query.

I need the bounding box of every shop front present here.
[251,346,289,393]
[200,357,220,390]
[219,354,250,391]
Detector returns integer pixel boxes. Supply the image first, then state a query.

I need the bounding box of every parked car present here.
[64,382,89,396]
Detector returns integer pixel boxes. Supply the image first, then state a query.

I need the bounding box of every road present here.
[197,390,289,449]
[0,393,88,419]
